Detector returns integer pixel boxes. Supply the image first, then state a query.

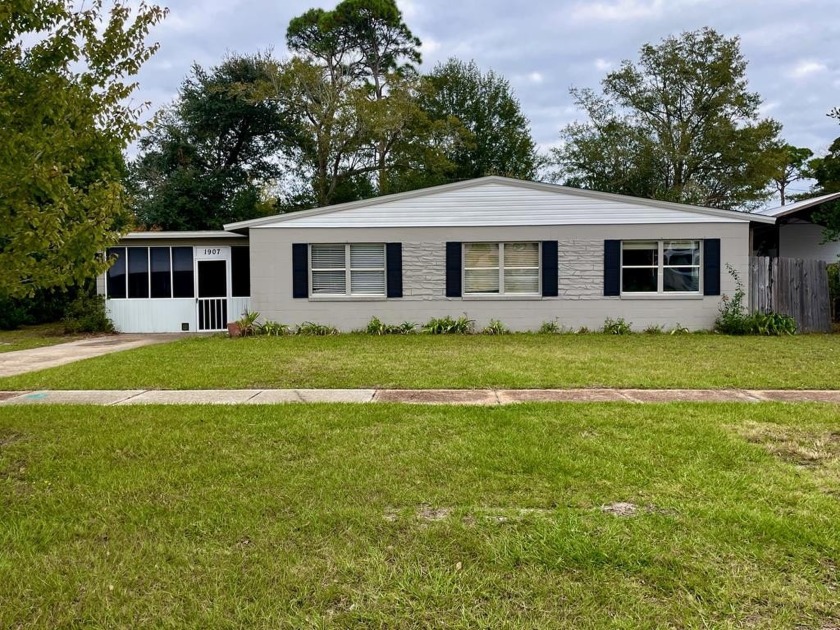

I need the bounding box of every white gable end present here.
[254,182,746,229]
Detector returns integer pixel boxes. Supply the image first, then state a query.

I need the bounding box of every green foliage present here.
[130,53,291,230]
[643,324,663,334]
[296,322,339,336]
[576,326,591,334]
[0,1,167,298]
[0,299,29,331]
[603,318,632,335]
[538,319,561,334]
[669,324,691,335]
[769,144,813,206]
[482,319,510,335]
[277,0,427,206]
[257,320,291,336]
[828,262,840,322]
[552,28,783,210]
[366,317,416,335]
[235,310,260,337]
[715,265,797,335]
[62,294,114,335]
[417,58,539,184]
[422,315,474,334]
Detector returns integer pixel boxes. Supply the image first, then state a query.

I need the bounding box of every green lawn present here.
[2,333,840,390]
[1,403,838,627]
[0,323,82,354]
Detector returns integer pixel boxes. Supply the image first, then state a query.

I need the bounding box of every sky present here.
[133,0,840,196]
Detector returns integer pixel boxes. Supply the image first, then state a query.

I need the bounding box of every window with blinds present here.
[463,242,540,295]
[310,244,386,296]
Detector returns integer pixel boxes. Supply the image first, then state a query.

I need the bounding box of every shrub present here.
[643,324,663,334]
[257,320,290,336]
[237,310,260,336]
[603,317,632,335]
[0,298,29,330]
[482,319,509,335]
[296,322,339,336]
[576,326,590,334]
[715,264,797,335]
[828,262,840,322]
[669,324,690,335]
[366,317,416,335]
[62,294,114,334]
[422,315,474,334]
[538,319,561,334]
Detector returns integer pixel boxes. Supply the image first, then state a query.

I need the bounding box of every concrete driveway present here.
[0,334,183,378]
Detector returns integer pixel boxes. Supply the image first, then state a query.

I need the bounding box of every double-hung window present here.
[621,240,701,294]
[310,244,386,296]
[464,242,540,295]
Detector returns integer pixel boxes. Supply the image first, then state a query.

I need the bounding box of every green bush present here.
[422,315,474,334]
[538,319,561,334]
[828,262,840,322]
[482,319,509,335]
[603,317,632,335]
[715,264,797,335]
[0,298,29,330]
[257,320,290,336]
[366,317,416,335]
[296,322,339,336]
[643,324,663,334]
[62,294,114,334]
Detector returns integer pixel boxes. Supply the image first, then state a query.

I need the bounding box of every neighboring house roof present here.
[121,231,247,240]
[224,176,776,231]
[754,191,840,219]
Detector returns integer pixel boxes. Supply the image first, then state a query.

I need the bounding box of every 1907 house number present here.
[203,248,222,256]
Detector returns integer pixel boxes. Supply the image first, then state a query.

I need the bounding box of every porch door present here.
[196,259,228,331]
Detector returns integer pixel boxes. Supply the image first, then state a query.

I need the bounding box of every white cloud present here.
[397,0,418,20]
[594,58,613,71]
[528,71,544,84]
[420,37,441,56]
[569,0,664,22]
[787,59,828,79]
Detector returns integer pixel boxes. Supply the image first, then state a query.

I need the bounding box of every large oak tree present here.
[553,28,783,210]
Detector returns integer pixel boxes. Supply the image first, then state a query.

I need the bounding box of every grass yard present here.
[2,333,840,390]
[1,402,839,628]
[0,323,82,354]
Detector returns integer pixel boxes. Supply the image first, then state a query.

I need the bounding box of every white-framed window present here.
[310,243,386,296]
[621,240,701,294]
[464,242,540,295]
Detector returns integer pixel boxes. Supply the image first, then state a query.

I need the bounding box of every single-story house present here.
[99,176,778,333]
[751,191,840,262]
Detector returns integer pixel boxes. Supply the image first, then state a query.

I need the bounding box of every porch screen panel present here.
[172,247,195,298]
[231,246,250,297]
[150,247,172,298]
[127,247,149,298]
[106,247,126,299]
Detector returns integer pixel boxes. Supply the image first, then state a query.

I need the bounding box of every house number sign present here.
[194,246,230,261]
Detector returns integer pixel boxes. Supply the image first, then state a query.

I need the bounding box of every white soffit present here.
[250,181,753,229]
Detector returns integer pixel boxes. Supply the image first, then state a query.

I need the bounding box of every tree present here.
[0,1,166,299]
[770,144,813,205]
[419,59,539,183]
[130,53,293,230]
[552,28,783,210]
[808,111,840,241]
[279,0,424,206]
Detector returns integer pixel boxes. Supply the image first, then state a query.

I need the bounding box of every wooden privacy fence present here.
[749,256,831,332]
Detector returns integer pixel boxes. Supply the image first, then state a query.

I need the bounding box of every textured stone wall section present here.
[558,240,603,299]
[402,242,446,300]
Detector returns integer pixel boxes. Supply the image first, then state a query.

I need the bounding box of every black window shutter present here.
[445,242,462,297]
[703,239,721,296]
[541,241,559,297]
[604,240,621,296]
[386,243,403,298]
[292,243,308,299]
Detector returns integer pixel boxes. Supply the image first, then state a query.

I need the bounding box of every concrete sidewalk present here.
[2,388,840,405]
[0,334,183,378]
